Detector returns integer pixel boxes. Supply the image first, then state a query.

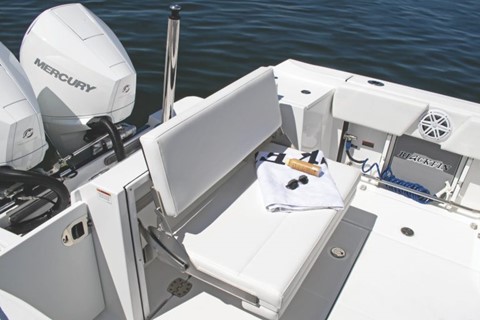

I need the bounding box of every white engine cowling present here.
[0,42,48,170]
[20,3,136,155]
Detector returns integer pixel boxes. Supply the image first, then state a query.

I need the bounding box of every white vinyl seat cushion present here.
[176,143,360,319]
[140,67,281,219]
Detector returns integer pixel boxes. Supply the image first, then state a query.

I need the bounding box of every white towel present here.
[255,148,344,212]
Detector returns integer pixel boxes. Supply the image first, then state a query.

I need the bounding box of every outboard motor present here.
[20,3,136,157]
[0,41,69,234]
[0,42,47,171]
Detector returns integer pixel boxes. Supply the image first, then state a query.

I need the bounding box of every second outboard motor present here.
[0,41,47,171]
[1,42,70,234]
[20,3,136,156]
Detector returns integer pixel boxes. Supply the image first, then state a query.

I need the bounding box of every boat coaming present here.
[1,59,480,320]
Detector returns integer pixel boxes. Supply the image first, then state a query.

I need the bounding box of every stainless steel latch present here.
[62,215,90,246]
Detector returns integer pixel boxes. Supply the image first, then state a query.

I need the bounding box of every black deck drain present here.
[401,227,414,237]
[167,278,193,298]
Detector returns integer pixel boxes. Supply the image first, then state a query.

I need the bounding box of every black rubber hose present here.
[0,166,70,215]
[88,117,126,162]
[346,149,367,164]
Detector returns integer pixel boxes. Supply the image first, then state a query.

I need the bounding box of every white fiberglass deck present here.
[153,178,480,320]
[329,179,480,320]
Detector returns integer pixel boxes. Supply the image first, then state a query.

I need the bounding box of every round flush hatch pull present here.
[418,110,452,142]
[330,247,346,259]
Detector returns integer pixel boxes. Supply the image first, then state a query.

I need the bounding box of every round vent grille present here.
[418,110,452,142]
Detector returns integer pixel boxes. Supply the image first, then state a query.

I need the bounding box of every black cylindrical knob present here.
[169,3,182,19]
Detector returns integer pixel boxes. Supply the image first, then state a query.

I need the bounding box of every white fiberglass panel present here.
[330,182,480,320]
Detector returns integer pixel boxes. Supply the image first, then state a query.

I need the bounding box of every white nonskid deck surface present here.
[329,180,480,320]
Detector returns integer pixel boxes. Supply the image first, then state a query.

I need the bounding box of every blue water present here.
[1,0,480,127]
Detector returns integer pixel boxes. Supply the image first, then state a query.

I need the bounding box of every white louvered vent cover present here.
[418,110,452,142]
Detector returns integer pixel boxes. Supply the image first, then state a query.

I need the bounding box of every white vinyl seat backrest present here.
[140,67,281,218]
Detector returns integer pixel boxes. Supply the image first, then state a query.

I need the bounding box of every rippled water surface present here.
[1,0,479,126]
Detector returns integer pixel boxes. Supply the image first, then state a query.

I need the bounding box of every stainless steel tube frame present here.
[162,4,181,123]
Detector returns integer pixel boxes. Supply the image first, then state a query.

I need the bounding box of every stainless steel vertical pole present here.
[162,4,181,123]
